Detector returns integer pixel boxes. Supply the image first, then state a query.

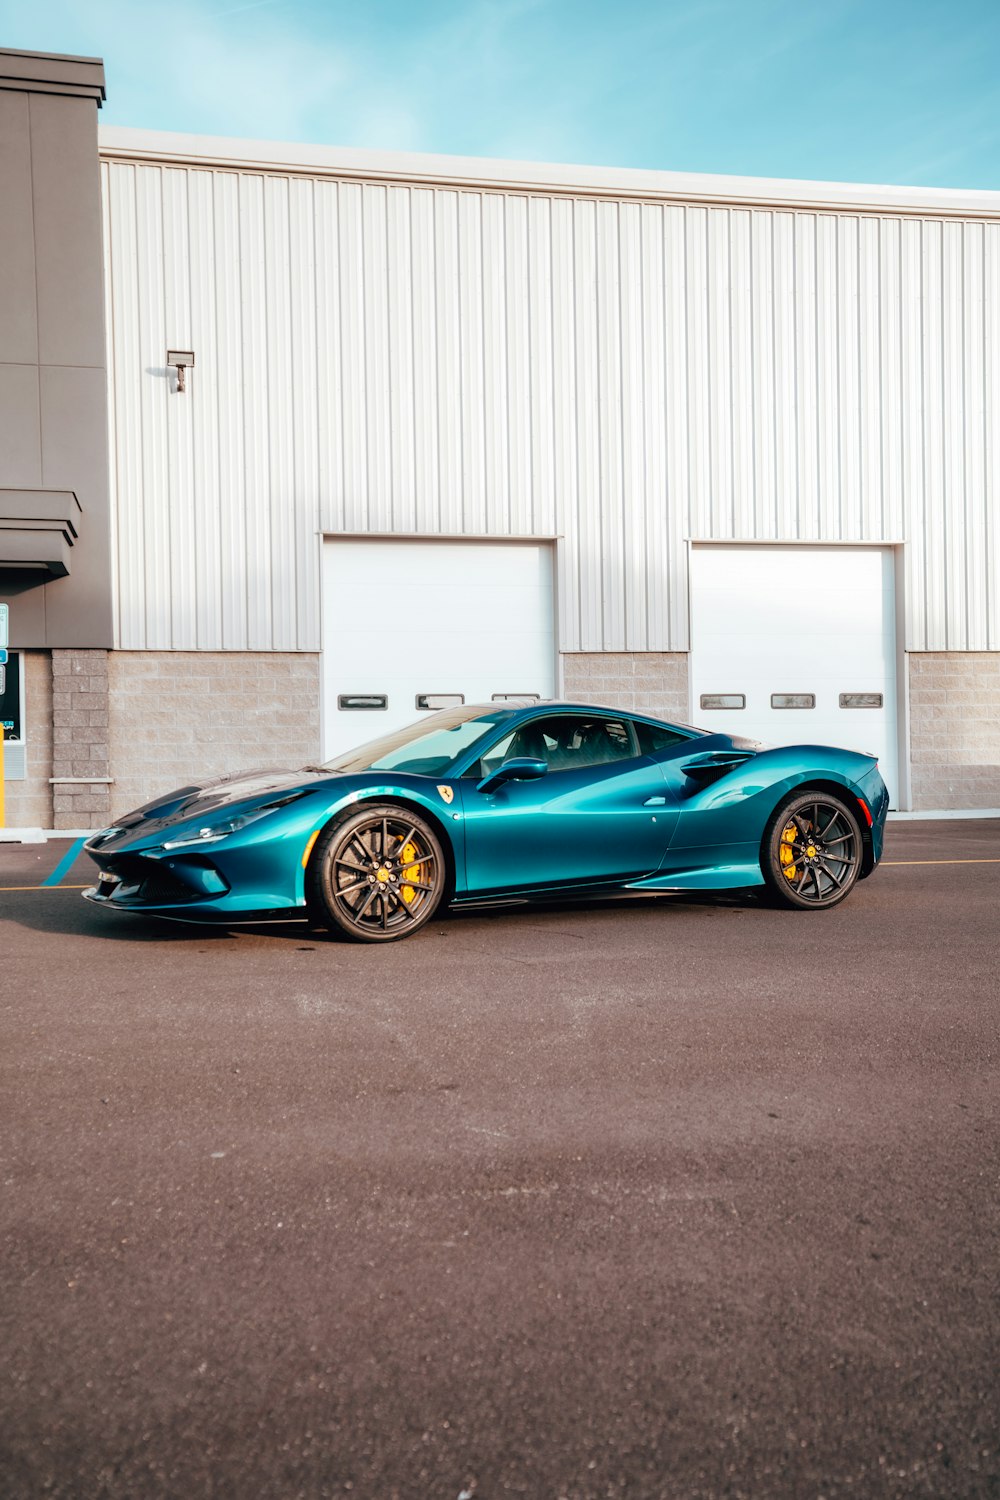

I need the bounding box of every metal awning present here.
[0,490,82,580]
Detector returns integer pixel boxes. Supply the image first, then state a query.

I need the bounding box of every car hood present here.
[94,765,339,842]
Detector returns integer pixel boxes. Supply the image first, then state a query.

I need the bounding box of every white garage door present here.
[322,538,556,757]
[690,545,899,807]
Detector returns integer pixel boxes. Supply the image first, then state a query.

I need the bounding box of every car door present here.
[456,712,680,897]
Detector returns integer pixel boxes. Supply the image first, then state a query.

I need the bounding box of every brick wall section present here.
[51,649,111,830]
[108,652,322,818]
[909,653,1000,809]
[2,651,53,828]
[562,653,689,720]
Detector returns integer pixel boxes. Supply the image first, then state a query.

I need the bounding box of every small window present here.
[700,693,745,711]
[771,693,816,710]
[840,692,884,709]
[1,651,26,782]
[0,649,21,739]
[635,721,687,754]
[416,693,465,710]
[491,693,541,703]
[338,694,388,711]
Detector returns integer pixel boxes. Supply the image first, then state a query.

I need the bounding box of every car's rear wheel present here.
[307,804,445,942]
[762,790,863,910]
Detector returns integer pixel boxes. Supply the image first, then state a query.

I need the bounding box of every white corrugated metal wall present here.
[101,152,1000,655]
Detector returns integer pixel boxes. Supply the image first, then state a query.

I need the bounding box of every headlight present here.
[161,794,303,850]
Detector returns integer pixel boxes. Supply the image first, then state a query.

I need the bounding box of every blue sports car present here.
[83,701,889,942]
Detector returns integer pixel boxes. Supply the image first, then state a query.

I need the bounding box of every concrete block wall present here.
[51,649,111,829]
[2,649,53,828]
[108,652,322,818]
[12,647,999,828]
[909,653,1000,810]
[562,653,689,721]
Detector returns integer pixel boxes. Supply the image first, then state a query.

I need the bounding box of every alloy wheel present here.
[309,806,445,941]
[765,793,863,910]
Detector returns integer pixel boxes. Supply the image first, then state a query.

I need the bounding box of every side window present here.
[544,716,634,771]
[635,721,687,755]
[473,714,638,777]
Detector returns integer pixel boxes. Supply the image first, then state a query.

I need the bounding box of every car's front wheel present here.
[762,790,863,910]
[307,804,446,942]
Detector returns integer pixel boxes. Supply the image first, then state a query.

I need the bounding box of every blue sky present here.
[3,0,999,188]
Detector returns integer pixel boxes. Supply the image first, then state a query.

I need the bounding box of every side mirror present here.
[477,756,548,795]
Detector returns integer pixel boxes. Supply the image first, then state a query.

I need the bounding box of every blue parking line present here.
[42,836,88,887]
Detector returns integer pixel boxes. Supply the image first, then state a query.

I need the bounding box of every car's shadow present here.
[6,883,771,946]
[5,894,249,943]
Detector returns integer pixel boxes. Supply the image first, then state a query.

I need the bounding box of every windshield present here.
[323,706,506,777]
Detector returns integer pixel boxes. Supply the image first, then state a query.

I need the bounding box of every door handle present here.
[643,795,667,806]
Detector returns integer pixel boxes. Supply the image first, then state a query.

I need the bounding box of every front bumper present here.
[83,849,231,910]
[82,835,307,921]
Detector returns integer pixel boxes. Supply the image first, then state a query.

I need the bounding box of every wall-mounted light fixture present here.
[167,349,195,393]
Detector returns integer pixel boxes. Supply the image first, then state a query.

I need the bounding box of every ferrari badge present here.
[437,785,454,804]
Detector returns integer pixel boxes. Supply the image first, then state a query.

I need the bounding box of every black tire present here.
[307,804,446,943]
[762,790,863,911]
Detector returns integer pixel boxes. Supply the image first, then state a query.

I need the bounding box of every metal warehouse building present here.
[2,46,999,832]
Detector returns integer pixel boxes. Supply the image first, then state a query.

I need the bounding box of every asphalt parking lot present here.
[1,820,998,1500]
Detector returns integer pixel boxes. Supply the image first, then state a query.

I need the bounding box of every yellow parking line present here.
[0,883,90,891]
[882,859,1000,866]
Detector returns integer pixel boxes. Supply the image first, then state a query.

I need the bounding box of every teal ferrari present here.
[83,701,889,942]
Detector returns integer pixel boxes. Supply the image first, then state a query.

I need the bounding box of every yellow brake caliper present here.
[399,841,422,905]
[779,822,798,881]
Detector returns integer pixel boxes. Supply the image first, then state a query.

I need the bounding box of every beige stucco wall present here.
[562,653,689,721]
[108,652,322,818]
[909,653,1000,809]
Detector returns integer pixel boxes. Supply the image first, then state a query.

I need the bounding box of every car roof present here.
[465,700,706,735]
[470,699,695,723]
[469,698,644,716]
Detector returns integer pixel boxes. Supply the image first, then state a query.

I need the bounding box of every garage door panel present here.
[691,545,898,806]
[322,539,555,756]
